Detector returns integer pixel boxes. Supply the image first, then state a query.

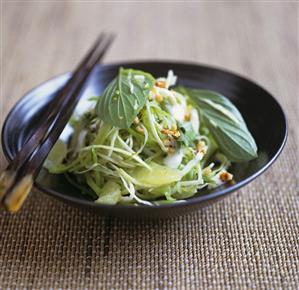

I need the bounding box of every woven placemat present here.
[1,2,298,289]
[0,126,298,289]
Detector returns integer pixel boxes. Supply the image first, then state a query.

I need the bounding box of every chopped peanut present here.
[155,80,166,88]
[161,128,172,135]
[196,141,207,154]
[161,128,180,139]
[184,113,191,121]
[173,131,180,138]
[163,138,176,152]
[167,147,176,153]
[155,94,163,102]
[136,126,144,134]
[163,138,173,147]
[133,116,140,124]
[220,172,233,182]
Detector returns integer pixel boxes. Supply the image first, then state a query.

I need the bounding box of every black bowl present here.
[1,61,287,219]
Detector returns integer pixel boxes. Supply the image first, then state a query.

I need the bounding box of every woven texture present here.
[0,2,298,289]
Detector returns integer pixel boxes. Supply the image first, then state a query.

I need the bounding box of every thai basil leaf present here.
[177,87,257,162]
[96,68,155,129]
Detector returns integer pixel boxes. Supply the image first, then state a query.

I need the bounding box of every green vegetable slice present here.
[95,180,121,205]
[130,162,181,187]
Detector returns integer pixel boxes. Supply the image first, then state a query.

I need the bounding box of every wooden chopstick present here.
[1,33,114,212]
[0,33,114,212]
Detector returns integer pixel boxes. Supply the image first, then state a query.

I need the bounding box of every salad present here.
[44,68,257,205]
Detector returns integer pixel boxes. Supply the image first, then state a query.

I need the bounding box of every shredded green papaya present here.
[43,69,253,206]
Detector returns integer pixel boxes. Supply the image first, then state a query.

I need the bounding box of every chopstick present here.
[0,34,108,188]
[0,33,114,213]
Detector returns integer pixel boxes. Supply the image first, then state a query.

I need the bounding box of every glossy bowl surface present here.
[1,61,287,218]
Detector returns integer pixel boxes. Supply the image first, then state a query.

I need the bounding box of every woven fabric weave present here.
[0,2,298,289]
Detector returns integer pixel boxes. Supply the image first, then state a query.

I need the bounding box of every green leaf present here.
[177,87,257,162]
[96,68,155,129]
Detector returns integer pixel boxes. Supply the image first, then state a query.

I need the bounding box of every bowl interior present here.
[1,62,287,218]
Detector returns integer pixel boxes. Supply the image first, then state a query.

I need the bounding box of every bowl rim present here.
[1,60,288,210]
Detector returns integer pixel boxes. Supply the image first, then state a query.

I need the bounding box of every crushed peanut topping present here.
[155,80,166,88]
[220,172,233,182]
[196,141,207,154]
[136,126,144,134]
[133,116,140,124]
[163,138,174,147]
[184,113,191,121]
[167,147,176,153]
[161,128,172,135]
[155,94,163,102]
[173,131,180,138]
[161,128,180,139]
[163,138,176,152]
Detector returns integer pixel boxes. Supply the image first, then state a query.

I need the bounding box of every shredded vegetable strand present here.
[145,101,167,152]
[136,124,148,155]
[80,145,151,170]
[108,128,119,157]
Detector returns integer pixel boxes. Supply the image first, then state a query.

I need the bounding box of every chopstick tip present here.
[4,174,33,213]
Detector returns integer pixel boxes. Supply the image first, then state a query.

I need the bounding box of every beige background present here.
[0,1,298,289]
